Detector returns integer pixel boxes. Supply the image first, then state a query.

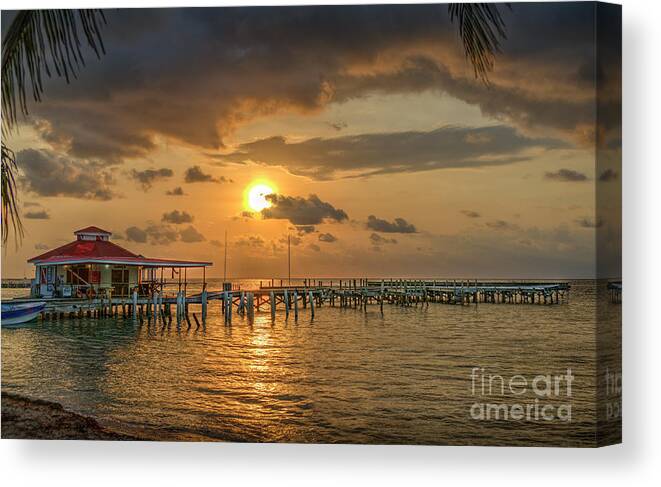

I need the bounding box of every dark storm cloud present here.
[24,209,50,220]
[166,186,186,196]
[16,149,116,200]
[184,165,231,183]
[12,3,616,165]
[219,125,566,180]
[366,215,417,234]
[544,168,588,182]
[130,167,173,189]
[598,169,618,182]
[162,210,194,224]
[461,210,481,218]
[262,194,348,225]
[318,233,338,243]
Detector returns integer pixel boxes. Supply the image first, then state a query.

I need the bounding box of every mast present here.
[223,229,228,283]
[288,233,291,285]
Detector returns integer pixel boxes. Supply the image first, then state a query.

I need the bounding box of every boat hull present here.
[1,302,46,326]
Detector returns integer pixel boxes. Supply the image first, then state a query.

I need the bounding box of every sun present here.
[246,182,275,212]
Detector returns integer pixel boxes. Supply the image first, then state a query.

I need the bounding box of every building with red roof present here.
[28,226,212,298]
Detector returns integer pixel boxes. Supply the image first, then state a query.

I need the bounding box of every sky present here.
[1,3,621,279]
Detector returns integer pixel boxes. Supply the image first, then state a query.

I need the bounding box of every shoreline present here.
[1,392,144,440]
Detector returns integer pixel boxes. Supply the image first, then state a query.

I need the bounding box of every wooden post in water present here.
[294,290,299,320]
[201,289,208,323]
[284,289,290,320]
[247,292,254,322]
[132,290,138,319]
[309,290,315,319]
[270,291,276,321]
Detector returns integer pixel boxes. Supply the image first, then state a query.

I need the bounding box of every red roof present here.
[28,237,211,267]
[29,239,139,263]
[74,226,111,235]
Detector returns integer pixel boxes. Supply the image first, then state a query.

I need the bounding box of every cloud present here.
[318,232,338,243]
[16,4,618,166]
[166,186,186,196]
[598,169,618,182]
[125,224,180,245]
[24,209,50,220]
[327,121,348,131]
[34,243,50,250]
[184,165,231,183]
[16,148,116,200]
[210,239,223,247]
[369,233,397,245]
[461,210,481,218]
[179,225,205,243]
[279,235,302,246]
[366,215,417,233]
[544,168,588,182]
[235,235,265,248]
[162,210,194,224]
[486,220,520,231]
[307,243,321,252]
[23,201,40,207]
[130,167,173,189]
[125,226,148,243]
[576,217,603,228]
[261,194,348,225]
[294,225,316,235]
[219,125,566,180]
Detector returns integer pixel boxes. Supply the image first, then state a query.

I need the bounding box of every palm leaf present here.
[448,3,509,83]
[1,9,107,244]
[1,143,23,244]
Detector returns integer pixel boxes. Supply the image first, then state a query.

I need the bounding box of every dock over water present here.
[4,279,571,327]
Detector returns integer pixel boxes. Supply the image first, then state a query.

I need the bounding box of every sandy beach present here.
[1,392,141,440]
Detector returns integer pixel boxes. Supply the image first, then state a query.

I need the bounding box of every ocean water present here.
[1,279,621,446]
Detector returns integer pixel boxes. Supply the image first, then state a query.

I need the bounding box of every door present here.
[111,267,130,296]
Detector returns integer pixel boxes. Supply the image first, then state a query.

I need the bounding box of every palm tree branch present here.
[1,9,107,245]
[1,143,24,244]
[448,3,510,83]
[1,9,107,135]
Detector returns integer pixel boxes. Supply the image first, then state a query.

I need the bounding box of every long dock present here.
[3,279,571,327]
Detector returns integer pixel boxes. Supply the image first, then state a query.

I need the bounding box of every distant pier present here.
[3,279,571,328]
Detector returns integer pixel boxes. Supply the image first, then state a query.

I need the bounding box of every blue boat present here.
[1,302,46,326]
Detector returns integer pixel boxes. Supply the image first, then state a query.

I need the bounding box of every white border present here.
[2,0,659,485]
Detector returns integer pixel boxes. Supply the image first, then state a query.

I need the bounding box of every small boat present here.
[1,301,46,326]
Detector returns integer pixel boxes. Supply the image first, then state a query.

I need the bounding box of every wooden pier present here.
[3,279,571,327]
[607,281,622,303]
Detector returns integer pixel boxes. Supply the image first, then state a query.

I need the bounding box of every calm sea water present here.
[1,279,620,446]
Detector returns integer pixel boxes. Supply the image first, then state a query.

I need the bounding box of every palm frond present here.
[1,9,107,135]
[1,9,107,245]
[1,143,23,245]
[448,3,509,84]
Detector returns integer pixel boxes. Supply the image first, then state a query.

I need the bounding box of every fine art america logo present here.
[470,368,574,422]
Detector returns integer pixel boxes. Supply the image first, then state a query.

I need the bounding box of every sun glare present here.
[246,183,275,212]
